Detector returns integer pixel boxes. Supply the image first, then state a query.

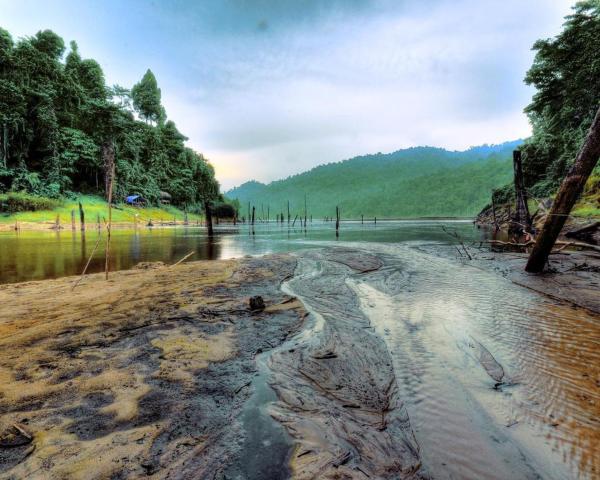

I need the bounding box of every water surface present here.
[0,220,483,284]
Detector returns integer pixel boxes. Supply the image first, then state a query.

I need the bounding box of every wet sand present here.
[0,256,305,479]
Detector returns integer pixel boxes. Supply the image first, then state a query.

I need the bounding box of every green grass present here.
[0,195,203,225]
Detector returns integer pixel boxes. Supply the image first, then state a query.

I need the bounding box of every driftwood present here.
[526,106,600,272]
[171,251,195,268]
[486,239,600,253]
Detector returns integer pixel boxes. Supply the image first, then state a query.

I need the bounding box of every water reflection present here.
[0,220,487,284]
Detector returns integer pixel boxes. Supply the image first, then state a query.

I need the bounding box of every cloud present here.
[1,0,576,189]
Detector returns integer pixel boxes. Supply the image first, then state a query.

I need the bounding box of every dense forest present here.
[227,142,521,219]
[0,28,219,209]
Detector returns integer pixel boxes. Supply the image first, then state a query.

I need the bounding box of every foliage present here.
[520,1,600,196]
[227,143,519,218]
[0,28,219,210]
[0,191,61,213]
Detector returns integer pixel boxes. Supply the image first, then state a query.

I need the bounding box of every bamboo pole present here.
[526,105,600,273]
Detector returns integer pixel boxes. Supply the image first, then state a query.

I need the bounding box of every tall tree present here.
[131,69,163,124]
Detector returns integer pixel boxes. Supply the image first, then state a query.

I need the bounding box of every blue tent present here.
[125,195,145,205]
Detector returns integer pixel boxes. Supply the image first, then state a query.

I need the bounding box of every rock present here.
[0,423,33,448]
[249,296,265,311]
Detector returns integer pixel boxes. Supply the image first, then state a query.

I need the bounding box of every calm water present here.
[0,220,485,284]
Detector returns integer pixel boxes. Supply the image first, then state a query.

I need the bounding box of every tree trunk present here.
[103,141,115,202]
[79,202,85,231]
[205,201,214,236]
[511,150,531,233]
[103,140,116,280]
[526,105,600,273]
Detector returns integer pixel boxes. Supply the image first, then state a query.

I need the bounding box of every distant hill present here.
[226,141,523,219]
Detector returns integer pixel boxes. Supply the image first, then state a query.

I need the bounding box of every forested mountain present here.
[227,141,521,219]
[0,28,219,207]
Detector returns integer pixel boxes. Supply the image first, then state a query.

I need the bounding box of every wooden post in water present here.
[361,214,364,225]
[304,194,307,229]
[287,200,290,225]
[511,150,531,233]
[79,202,85,231]
[292,214,298,227]
[251,206,255,226]
[335,206,340,238]
[526,106,600,273]
[375,217,377,225]
[267,206,270,223]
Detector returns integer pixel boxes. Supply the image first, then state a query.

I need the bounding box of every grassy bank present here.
[0,194,203,229]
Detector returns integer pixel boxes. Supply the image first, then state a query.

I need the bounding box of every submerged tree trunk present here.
[526,106,600,273]
[205,201,214,236]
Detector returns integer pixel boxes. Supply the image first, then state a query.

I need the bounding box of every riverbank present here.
[1,245,599,479]
[0,255,306,479]
[0,195,203,232]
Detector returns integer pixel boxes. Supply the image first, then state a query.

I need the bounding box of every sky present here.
[1,0,575,190]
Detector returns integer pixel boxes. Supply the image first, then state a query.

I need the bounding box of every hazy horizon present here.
[1,0,575,189]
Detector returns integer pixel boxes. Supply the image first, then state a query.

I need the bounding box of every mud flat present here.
[0,255,305,479]
[269,248,424,479]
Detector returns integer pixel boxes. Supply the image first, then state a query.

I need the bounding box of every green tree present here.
[131,69,163,124]
[521,0,600,195]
